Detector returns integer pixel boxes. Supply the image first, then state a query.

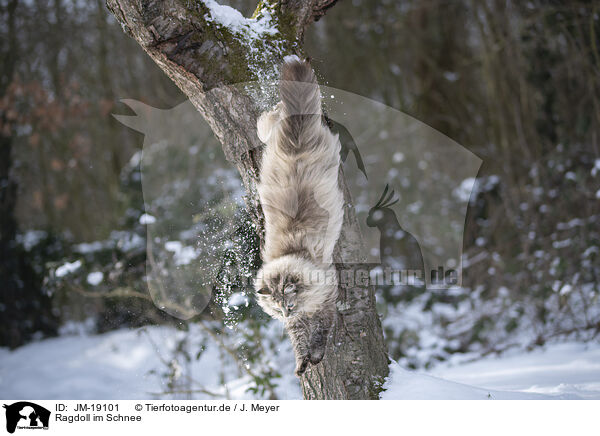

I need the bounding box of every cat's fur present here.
[254,57,344,377]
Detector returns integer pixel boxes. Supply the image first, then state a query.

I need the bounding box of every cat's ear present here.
[257,287,271,295]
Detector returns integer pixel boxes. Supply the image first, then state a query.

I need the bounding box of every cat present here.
[253,56,344,377]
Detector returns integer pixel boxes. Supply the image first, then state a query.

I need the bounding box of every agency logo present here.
[3,402,50,434]
[114,82,481,319]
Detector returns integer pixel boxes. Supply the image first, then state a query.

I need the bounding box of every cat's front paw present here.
[295,355,310,377]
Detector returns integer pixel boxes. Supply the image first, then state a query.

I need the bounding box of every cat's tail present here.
[278,56,323,151]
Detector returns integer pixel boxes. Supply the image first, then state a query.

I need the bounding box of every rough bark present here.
[106,0,389,399]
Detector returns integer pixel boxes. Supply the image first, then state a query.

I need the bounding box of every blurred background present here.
[0,0,599,399]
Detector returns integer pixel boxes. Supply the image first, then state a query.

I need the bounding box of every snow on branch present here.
[106,0,339,90]
[203,0,278,38]
[105,0,341,161]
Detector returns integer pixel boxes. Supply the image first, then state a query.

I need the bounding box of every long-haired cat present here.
[254,57,344,376]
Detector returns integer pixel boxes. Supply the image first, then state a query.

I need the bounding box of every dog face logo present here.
[3,402,50,434]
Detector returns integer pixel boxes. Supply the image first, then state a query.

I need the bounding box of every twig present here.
[195,321,278,400]
[140,327,224,399]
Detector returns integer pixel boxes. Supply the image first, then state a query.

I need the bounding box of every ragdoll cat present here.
[253,57,344,377]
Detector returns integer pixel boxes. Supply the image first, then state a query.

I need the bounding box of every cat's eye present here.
[257,287,271,295]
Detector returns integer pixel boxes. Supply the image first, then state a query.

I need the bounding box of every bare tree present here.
[106,0,389,399]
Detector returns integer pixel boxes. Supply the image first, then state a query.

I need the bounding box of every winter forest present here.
[1,0,599,400]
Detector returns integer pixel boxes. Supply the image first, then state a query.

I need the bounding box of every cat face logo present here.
[3,402,50,434]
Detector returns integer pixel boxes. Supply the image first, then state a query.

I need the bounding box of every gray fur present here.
[254,57,343,376]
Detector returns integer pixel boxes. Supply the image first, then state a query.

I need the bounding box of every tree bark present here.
[106,0,389,399]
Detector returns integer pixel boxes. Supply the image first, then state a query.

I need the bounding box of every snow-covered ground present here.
[383,342,600,399]
[426,342,600,399]
[0,324,300,400]
[1,326,599,400]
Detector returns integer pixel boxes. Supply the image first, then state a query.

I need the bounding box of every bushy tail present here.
[279,56,323,150]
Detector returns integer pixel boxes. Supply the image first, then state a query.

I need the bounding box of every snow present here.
[199,1,285,106]
[392,152,405,163]
[283,54,300,63]
[16,230,47,251]
[164,241,198,266]
[383,341,600,399]
[228,292,249,308]
[427,342,600,399]
[164,241,182,252]
[203,0,278,37]
[443,71,459,82]
[583,246,599,257]
[453,175,500,203]
[112,231,144,252]
[591,158,600,176]
[453,178,477,202]
[139,213,157,225]
[55,260,82,277]
[1,329,158,399]
[86,271,104,286]
[558,283,572,295]
[74,241,106,253]
[1,326,599,400]
[381,362,548,400]
[0,325,299,400]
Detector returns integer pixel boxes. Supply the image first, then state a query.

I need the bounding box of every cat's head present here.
[254,255,337,320]
[256,272,302,318]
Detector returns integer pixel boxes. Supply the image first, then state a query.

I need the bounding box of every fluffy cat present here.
[254,57,344,377]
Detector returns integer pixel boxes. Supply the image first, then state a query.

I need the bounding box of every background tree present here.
[0,0,59,348]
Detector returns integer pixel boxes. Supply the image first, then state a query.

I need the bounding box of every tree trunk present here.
[106,0,389,399]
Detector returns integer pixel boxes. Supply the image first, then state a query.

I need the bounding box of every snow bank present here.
[428,342,600,399]
[382,361,551,399]
[1,325,598,400]
[0,326,299,400]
